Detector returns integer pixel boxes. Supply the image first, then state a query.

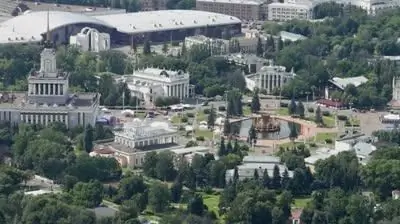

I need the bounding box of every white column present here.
[30,114,33,124]
[64,115,68,128]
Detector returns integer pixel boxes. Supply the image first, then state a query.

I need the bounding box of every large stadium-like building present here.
[0,10,242,45]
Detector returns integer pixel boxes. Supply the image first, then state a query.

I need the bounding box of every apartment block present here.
[267,0,313,21]
[196,0,266,21]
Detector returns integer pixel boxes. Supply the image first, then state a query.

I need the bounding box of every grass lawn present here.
[195,129,216,139]
[312,132,337,143]
[200,193,222,221]
[276,108,289,115]
[293,196,312,208]
[196,111,207,122]
[243,106,252,116]
[170,115,182,124]
[323,115,336,128]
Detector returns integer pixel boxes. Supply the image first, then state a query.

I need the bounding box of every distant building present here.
[226,154,292,182]
[0,47,100,128]
[139,0,167,10]
[225,53,272,73]
[184,35,229,55]
[69,27,110,52]
[325,76,368,99]
[245,65,296,93]
[196,0,267,21]
[267,0,314,21]
[91,119,211,168]
[121,68,191,103]
[225,163,293,182]
[279,31,307,42]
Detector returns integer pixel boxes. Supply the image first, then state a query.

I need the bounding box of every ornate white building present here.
[69,27,110,52]
[114,120,179,148]
[122,68,191,103]
[0,47,100,128]
[245,65,296,93]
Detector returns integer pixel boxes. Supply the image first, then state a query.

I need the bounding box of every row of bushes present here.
[280,102,331,116]
[203,106,226,114]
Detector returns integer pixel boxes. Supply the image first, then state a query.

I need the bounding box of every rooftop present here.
[269,1,314,8]
[114,119,178,141]
[353,142,377,157]
[279,31,308,41]
[196,0,264,5]
[0,92,99,110]
[0,10,240,44]
[0,10,113,44]
[329,76,369,90]
[242,155,281,164]
[95,10,241,34]
[131,68,190,83]
[20,2,119,14]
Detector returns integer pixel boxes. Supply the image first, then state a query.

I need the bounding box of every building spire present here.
[45,9,51,47]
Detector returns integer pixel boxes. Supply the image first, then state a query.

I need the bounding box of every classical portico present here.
[27,48,69,105]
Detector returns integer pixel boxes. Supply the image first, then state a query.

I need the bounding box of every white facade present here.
[245,65,296,93]
[69,27,110,52]
[185,35,229,55]
[268,0,314,21]
[0,47,100,128]
[124,68,190,102]
[114,120,179,149]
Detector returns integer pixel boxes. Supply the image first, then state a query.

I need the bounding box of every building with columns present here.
[123,68,191,103]
[0,47,100,128]
[245,65,296,93]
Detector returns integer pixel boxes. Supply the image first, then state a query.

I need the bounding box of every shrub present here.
[325,138,333,144]
[186,112,195,118]
[337,115,348,121]
[309,142,317,147]
[322,111,331,116]
[181,116,188,123]
[203,108,211,114]
[218,106,226,111]
[307,107,314,113]
[280,102,289,108]
[196,136,205,141]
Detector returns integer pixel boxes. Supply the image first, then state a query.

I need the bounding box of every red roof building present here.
[290,208,303,224]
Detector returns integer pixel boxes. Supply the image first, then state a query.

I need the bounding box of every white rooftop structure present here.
[196,0,263,5]
[304,147,339,165]
[242,155,281,164]
[0,10,241,44]
[116,119,177,142]
[329,76,369,90]
[95,10,241,34]
[279,31,308,42]
[0,11,112,44]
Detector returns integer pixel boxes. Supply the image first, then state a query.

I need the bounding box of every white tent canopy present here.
[121,109,135,116]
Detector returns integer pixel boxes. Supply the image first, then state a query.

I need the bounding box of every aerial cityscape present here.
[0,0,400,223]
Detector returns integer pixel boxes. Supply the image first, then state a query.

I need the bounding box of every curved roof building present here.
[0,10,241,44]
[0,11,114,43]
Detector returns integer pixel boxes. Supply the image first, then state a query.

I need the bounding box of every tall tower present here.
[26,9,70,105]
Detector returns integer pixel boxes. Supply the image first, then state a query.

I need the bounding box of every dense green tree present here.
[251,88,261,113]
[218,137,227,157]
[288,98,297,115]
[83,124,94,153]
[315,106,323,126]
[254,169,259,180]
[248,124,257,146]
[256,37,264,57]
[288,122,299,143]
[143,39,151,55]
[272,165,282,189]
[262,169,271,188]
[143,151,158,178]
[156,151,176,181]
[297,101,305,118]
[223,118,231,136]
[207,105,216,129]
[187,194,205,216]
[170,181,183,203]
[162,42,169,54]
[72,181,103,208]
[148,183,171,213]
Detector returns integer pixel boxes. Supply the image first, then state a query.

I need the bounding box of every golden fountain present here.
[252,112,280,133]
